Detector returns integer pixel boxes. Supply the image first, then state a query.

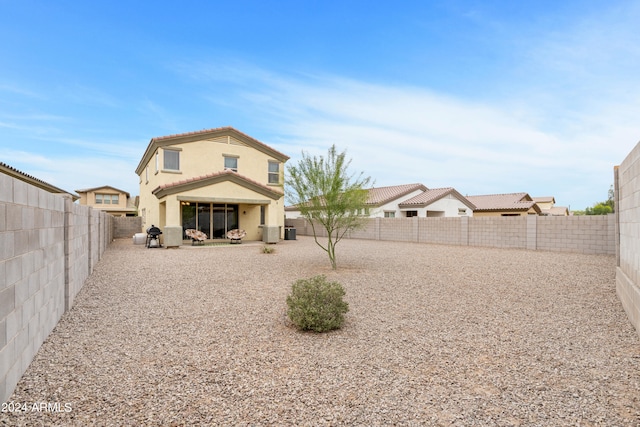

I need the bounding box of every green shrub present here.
[286,275,349,332]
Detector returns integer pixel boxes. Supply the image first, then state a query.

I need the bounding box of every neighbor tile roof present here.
[543,206,569,216]
[399,187,476,209]
[465,192,536,211]
[0,161,78,200]
[75,185,131,198]
[532,196,555,203]
[365,183,428,205]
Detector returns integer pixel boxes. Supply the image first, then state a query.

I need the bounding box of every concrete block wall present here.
[1,175,113,403]
[346,218,378,240]
[419,217,461,245]
[113,216,142,239]
[469,216,527,249]
[378,218,416,242]
[615,141,640,337]
[537,215,615,254]
[286,214,615,255]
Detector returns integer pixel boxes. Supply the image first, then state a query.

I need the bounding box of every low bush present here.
[261,245,275,254]
[286,275,349,332]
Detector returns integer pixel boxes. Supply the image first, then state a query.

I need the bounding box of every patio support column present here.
[165,196,181,227]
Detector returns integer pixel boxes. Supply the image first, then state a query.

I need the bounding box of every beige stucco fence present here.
[615,141,640,339]
[286,214,616,255]
[0,174,113,402]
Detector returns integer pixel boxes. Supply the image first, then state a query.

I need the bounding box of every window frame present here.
[95,194,118,205]
[268,161,280,184]
[163,148,181,171]
[224,155,238,172]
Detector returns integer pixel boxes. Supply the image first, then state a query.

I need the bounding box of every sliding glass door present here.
[212,204,238,238]
[182,202,238,239]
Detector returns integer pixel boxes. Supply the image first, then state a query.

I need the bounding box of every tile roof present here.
[365,183,428,205]
[532,196,555,203]
[465,192,536,211]
[75,185,131,198]
[153,169,282,195]
[0,161,78,200]
[542,206,569,216]
[399,187,476,209]
[151,126,290,160]
[136,126,289,176]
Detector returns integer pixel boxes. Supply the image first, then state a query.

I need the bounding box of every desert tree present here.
[286,145,372,269]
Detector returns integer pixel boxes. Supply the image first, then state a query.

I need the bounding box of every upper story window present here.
[163,149,180,171]
[268,161,280,184]
[224,156,238,172]
[96,194,119,205]
[155,151,159,172]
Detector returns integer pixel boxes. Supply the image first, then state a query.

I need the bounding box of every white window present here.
[224,156,238,172]
[96,194,119,205]
[458,208,467,215]
[384,211,395,218]
[268,161,280,184]
[155,151,159,172]
[164,149,180,171]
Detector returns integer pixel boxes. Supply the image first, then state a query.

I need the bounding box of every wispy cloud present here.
[183,49,635,208]
[3,149,139,195]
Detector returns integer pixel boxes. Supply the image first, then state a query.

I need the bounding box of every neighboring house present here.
[398,187,476,217]
[364,183,428,217]
[135,127,289,242]
[75,186,137,217]
[532,196,569,216]
[0,161,79,201]
[285,183,426,219]
[466,192,542,216]
[285,183,475,218]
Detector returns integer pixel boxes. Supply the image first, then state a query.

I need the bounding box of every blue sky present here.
[1,1,639,210]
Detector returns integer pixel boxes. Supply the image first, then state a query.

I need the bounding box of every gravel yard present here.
[2,236,639,426]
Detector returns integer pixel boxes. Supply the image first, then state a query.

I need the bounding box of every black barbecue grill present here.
[146,225,163,248]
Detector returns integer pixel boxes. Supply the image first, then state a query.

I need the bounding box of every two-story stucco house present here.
[75,185,137,217]
[135,127,289,245]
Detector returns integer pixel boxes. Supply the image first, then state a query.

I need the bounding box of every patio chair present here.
[185,229,207,245]
[226,229,246,244]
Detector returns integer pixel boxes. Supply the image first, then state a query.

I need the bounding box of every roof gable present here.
[399,187,476,210]
[75,185,130,198]
[151,169,283,200]
[135,127,289,175]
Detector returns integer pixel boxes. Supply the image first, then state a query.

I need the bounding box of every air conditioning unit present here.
[262,226,280,244]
